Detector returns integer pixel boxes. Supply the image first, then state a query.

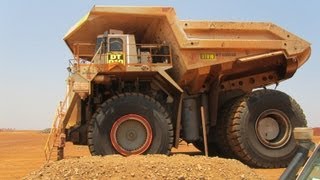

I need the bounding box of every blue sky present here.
[0,0,319,129]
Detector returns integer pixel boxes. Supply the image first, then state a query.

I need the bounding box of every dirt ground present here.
[0,131,318,179]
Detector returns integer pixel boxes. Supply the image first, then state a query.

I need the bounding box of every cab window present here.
[109,38,123,51]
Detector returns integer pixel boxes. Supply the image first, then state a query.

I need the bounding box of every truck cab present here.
[93,30,170,66]
[68,29,173,99]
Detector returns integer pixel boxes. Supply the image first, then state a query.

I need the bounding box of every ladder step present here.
[43,91,78,162]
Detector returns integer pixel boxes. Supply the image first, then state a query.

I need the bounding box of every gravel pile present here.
[25,155,263,180]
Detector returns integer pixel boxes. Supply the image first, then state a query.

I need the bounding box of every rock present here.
[24,154,264,180]
[178,175,185,180]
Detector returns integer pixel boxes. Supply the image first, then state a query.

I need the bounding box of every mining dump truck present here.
[44,6,311,168]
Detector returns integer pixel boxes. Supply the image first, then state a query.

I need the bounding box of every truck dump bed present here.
[64,6,310,94]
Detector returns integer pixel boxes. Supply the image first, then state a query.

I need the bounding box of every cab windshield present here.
[109,38,123,51]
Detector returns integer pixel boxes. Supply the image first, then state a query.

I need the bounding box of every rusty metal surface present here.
[64,6,311,95]
[51,6,313,159]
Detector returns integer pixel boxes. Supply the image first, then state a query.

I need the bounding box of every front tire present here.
[87,93,173,156]
[226,89,306,168]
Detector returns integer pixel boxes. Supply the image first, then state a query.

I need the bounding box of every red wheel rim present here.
[110,114,153,156]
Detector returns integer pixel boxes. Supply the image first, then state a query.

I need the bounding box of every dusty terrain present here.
[26,155,262,179]
[0,131,318,179]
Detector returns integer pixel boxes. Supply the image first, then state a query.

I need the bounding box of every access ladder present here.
[44,91,78,162]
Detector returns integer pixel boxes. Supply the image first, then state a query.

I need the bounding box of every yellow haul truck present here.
[45,6,311,168]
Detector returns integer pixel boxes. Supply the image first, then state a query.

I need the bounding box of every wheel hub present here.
[110,114,152,156]
[255,109,292,149]
[126,130,137,141]
[257,117,280,141]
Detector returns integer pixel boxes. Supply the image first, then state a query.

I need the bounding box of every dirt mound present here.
[25,155,263,180]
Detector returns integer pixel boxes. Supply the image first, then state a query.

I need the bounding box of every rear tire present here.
[226,89,306,168]
[87,93,173,156]
[194,99,241,157]
[215,99,240,158]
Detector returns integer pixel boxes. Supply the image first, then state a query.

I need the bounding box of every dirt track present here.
[1,131,318,179]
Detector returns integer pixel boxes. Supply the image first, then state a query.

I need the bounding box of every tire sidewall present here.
[240,90,306,165]
[91,94,171,155]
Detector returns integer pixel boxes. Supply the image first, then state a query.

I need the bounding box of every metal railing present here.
[43,90,73,162]
[72,42,172,67]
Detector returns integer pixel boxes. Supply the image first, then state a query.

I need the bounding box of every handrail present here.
[72,43,173,80]
[74,42,172,63]
[44,89,74,162]
[86,42,104,72]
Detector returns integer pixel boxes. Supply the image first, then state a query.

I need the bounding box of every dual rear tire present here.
[195,89,306,168]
